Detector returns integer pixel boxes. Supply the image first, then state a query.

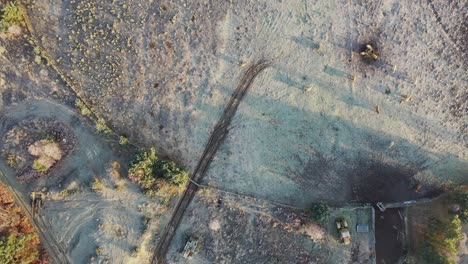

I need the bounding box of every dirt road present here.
[152,60,270,264]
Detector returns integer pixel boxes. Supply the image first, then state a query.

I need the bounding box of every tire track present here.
[152,60,271,264]
[426,0,466,58]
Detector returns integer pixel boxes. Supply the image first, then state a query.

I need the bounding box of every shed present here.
[356,224,369,233]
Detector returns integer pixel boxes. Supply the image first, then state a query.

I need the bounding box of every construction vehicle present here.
[30,192,45,216]
[336,218,351,245]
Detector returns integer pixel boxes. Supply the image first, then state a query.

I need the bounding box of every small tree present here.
[32,160,48,174]
[311,202,330,224]
[153,160,189,187]
[128,147,189,194]
[95,118,112,134]
[128,148,158,190]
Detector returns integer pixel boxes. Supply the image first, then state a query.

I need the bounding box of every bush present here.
[0,2,24,32]
[32,159,48,174]
[119,136,129,145]
[311,202,330,224]
[0,234,39,264]
[91,177,104,192]
[153,159,189,187]
[95,118,112,134]
[128,148,158,190]
[128,147,189,194]
[75,99,91,116]
[6,154,18,168]
[59,189,77,198]
[419,215,463,264]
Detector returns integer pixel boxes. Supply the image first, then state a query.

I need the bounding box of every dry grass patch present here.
[28,139,62,174]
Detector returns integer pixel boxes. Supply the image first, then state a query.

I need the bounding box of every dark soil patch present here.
[352,161,443,203]
[375,208,405,264]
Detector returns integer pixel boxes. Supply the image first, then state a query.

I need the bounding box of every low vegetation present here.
[75,99,92,116]
[129,147,188,201]
[0,183,47,263]
[449,187,468,223]
[28,139,63,174]
[0,1,24,32]
[91,177,104,192]
[119,136,129,145]
[419,215,463,264]
[310,202,330,224]
[95,118,112,134]
[0,234,39,264]
[32,159,48,174]
[59,188,77,198]
[6,154,19,168]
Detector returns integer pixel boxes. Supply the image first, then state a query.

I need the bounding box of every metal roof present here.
[356,224,369,232]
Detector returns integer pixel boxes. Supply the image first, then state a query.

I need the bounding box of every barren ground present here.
[16,0,466,207]
[167,190,375,263]
[0,100,177,263]
[0,0,467,263]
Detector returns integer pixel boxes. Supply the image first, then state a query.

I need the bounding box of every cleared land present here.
[167,190,375,263]
[0,0,466,263]
[153,60,270,263]
[0,100,174,263]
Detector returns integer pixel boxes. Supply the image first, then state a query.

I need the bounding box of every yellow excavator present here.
[336,218,351,245]
[30,192,45,216]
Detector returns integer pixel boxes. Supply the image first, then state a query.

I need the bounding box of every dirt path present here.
[152,60,270,264]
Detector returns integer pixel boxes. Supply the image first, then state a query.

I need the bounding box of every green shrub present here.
[32,160,48,174]
[75,99,91,116]
[128,147,189,193]
[6,154,18,168]
[311,202,330,224]
[0,2,24,32]
[0,234,38,264]
[95,118,111,134]
[419,215,463,264]
[59,189,77,198]
[91,177,104,192]
[119,136,129,145]
[153,159,189,187]
[128,147,158,190]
